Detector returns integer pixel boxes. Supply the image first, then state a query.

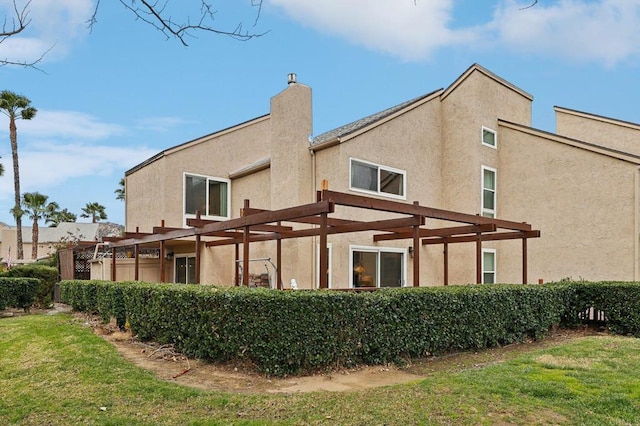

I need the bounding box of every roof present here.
[442,63,533,101]
[554,106,640,131]
[18,222,123,244]
[499,119,640,165]
[311,89,443,147]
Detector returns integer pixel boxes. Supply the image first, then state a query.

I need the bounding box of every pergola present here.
[104,188,540,288]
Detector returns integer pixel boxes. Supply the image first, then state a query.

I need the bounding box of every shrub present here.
[60,280,580,376]
[1,264,58,308]
[0,277,40,312]
[58,279,640,376]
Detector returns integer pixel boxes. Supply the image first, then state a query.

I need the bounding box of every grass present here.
[2,314,640,425]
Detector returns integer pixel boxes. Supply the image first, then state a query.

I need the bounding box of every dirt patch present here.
[68,309,603,394]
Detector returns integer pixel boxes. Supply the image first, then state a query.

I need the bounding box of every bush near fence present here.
[0,277,41,312]
[1,265,58,308]
[60,280,640,376]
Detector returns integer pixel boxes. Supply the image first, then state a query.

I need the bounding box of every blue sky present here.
[0,0,638,227]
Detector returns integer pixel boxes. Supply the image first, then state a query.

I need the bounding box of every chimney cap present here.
[287,73,297,85]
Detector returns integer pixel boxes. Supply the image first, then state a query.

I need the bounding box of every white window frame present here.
[174,253,196,284]
[481,166,497,218]
[315,243,332,289]
[482,248,497,284]
[183,172,231,226]
[349,158,406,200]
[349,245,407,288]
[482,126,497,149]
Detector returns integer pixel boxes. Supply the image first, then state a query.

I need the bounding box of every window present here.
[350,246,405,288]
[350,158,406,199]
[175,255,196,284]
[482,127,497,148]
[482,249,496,284]
[315,243,332,288]
[184,173,230,221]
[481,166,496,218]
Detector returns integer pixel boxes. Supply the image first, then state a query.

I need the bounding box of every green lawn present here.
[1,313,640,425]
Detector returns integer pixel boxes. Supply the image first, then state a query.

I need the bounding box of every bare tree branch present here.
[520,1,539,10]
[0,0,49,69]
[0,0,30,39]
[90,0,267,47]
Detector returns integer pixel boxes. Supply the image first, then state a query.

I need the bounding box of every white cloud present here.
[0,0,94,63]
[0,142,156,199]
[269,0,477,61]
[0,108,156,211]
[5,110,127,141]
[490,0,640,66]
[269,0,640,65]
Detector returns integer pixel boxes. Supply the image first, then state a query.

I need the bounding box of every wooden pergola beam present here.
[187,217,293,233]
[322,190,531,231]
[421,230,541,245]
[108,200,335,248]
[373,223,497,242]
[204,216,425,247]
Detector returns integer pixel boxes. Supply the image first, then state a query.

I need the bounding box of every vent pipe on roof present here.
[287,73,297,85]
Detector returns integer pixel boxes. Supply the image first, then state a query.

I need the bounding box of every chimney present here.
[287,73,297,85]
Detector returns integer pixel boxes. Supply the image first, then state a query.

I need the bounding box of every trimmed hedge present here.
[0,277,40,312]
[560,281,640,336]
[60,280,640,376]
[1,264,58,308]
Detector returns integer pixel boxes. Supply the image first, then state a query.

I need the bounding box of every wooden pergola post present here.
[158,220,166,283]
[319,211,328,289]
[276,222,282,290]
[234,243,240,286]
[134,244,139,281]
[195,234,201,284]
[522,237,528,284]
[412,201,420,287]
[194,211,201,284]
[476,232,482,284]
[242,199,250,287]
[111,246,116,281]
[443,241,449,286]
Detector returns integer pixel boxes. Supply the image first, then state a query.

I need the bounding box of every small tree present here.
[18,192,59,260]
[46,208,77,227]
[115,177,125,201]
[81,202,107,223]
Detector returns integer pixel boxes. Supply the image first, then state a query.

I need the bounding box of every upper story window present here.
[350,158,406,199]
[482,127,497,149]
[184,173,230,222]
[481,166,496,218]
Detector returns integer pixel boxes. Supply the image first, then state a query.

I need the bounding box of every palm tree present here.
[19,192,59,260]
[0,91,37,260]
[81,202,108,223]
[46,208,77,227]
[115,177,125,201]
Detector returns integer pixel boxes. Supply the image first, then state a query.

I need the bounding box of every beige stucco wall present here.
[555,108,640,156]
[498,126,638,283]
[0,228,57,262]
[126,116,272,232]
[311,97,446,286]
[439,68,533,285]
[90,258,168,282]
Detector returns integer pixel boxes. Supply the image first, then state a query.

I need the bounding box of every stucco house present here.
[113,64,640,288]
